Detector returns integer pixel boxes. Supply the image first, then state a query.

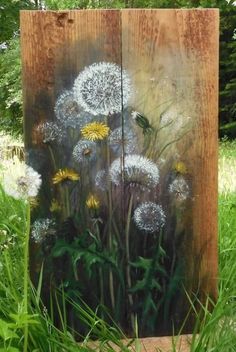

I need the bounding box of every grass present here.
[0,139,235,351]
[219,138,236,194]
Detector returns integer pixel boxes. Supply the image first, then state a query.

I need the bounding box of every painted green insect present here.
[131,111,154,135]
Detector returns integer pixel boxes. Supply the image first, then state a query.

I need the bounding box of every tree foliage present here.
[0,0,36,136]
[0,37,22,136]
[219,1,236,136]
[0,0,34,43]
[0,0,235,136]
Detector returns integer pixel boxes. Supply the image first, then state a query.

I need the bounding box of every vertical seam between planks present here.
[120,10,128,319]
[120,10,125,180]
[120,10,125,222]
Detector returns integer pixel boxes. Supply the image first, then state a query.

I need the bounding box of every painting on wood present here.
[20,9,219,337]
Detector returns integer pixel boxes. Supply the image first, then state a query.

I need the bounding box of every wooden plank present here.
[137,335,191,352]
[20,9,122,309]
[122,9,219,331]
[20,9,219,343]
[88,335,192,351]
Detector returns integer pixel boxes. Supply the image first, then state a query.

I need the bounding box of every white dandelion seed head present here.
[108,127,138,155]
[55,90,80,127]
[160,108,191,131]
[95,169,109,191]
[169,176,190,201]
[72,140,97,163]
[109,154,159,190]
[73,62,132,116]
[133,202,166,233]
[131,111,138,120]
[37,121,65,143]
[54,90,96,129]
[159,109,176,127]
[25,166,42,198]
[31,218,55,243]
[0,157,42,200]
[55,90,102,128]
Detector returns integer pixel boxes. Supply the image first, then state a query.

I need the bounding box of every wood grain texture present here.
[21,9,121,147]
[138,335,191,352]
[21,9,219,344]
[88,335,192,351]
[122,8,219,309]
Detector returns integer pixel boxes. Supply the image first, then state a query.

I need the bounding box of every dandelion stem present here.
[48,145,57,171]
[95,223,105,311]
[23,202,31,352]
[157,129,190,158]
[106,116,115,311]
[125,193,134,331]
[49,145,67,219]
[99,267,104,311]
[65,186,70,218]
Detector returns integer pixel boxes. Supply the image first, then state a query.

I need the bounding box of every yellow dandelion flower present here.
[86,194,100,210]
[50,199,61,212]
[81,122,110,141]
[52,168,80,184]
[173,161,187,175]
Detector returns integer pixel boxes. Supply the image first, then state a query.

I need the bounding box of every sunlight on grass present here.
[219,139,236,193]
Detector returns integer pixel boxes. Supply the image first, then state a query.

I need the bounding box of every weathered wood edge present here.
[20,9,220,13]
[85,334,193,351]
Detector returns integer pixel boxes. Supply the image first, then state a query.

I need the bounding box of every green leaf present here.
[72,243,116,278]
[130,256,152,269]
[0,319,18,341]
[52,239,75,257]
[150,279,162,291]
[143,293,157,315]
[9,313,39,327]
[129,277,162,293]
